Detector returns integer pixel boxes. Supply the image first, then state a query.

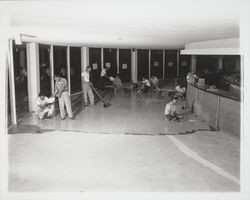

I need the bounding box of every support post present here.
[67,46,71,95]
[163,49,165,79]
[177,50,180,77]
[101,48,104,70]
[50,45,54,95]
[131,49,137,83]
[26,42,40,112]
[117,48,119,74]
[191,55,197,73]
[215,96,220,128]
[8,40,17,124]
[81,47,89,73]
[149,49,151,78]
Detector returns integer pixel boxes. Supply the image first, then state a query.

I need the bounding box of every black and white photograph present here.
[0,0,250,200]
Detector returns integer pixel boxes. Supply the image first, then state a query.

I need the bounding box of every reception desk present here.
[186,83,241,138]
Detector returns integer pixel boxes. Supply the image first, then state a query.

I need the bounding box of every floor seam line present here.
[167,135,240,185]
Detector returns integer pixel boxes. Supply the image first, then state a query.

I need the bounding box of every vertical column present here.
[67,46,71,95]
[149,49,151,78]
[177,50,180,77]
[81,47,89,91]
[117,48,119,74]
[191,55,197,73]
[8,40,17,124]
[26,42,40,112]
[218,56,223,71]
[215,96,220,128]
[235,56,240,72]
[81,47,89,73]
[50,45,54,95]
[0,12,9,199]
[101,48,104,70]
[162,49,165,79]
[131,49,137,83]
[19,48,25,68]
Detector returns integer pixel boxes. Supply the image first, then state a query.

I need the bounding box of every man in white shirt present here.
[53,73,73,120]
[35,93,55,120]
[164,96,182,121]
[81,66,94,106]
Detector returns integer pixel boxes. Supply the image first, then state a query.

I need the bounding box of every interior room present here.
[1,0,250,199]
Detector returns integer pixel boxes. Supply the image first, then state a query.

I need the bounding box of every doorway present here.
[12,43,29,121]
[119,49,131,83]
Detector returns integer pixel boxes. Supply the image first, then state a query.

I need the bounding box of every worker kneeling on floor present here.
[164,96,182,121]
[35,93,55,120]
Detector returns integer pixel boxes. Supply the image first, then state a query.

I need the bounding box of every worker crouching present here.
[164,96,182,121]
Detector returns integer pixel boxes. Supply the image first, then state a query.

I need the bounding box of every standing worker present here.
[81,66,95,106]
[53,73,74,120]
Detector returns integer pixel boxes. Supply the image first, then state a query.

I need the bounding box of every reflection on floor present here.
[8,89,240,192]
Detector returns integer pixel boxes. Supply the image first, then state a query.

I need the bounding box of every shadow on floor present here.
[8,124,55,135]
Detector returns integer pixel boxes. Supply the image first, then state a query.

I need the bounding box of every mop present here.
[90,84,112,108]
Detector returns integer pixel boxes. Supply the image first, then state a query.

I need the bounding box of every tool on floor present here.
[90,84,111,108]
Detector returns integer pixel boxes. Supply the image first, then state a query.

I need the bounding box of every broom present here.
[90,84,111,108]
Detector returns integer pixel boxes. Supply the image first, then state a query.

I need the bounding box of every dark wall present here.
[103,48,117,77]
[53,46,67,79]
[39,44,51,96]
[165,50,177,78]
[151,50,163,79]
[89,48,102,87]
[70,47,82,93]
[179,55,191,78]
[119,49,131,82]
[137,49,149,81]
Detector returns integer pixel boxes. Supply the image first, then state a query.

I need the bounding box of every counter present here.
[186,83,241,138]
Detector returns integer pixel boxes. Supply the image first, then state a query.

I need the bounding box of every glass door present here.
[119,49,131,83]
[151,50,163,79]
[13,43,29,121]
[103,48,117,78]
[53,46,67,80]
[89,48,102,88]
[69,47,82,94]
[137,49,149,81]
[165,50,177,78]
[39,44,52,96]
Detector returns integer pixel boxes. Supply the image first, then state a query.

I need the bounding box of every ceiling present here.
[2,0,241,49]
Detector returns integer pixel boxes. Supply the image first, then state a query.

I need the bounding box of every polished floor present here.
[8,89,240,192]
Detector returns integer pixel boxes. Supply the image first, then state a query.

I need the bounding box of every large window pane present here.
[151,50,163,79]
[119,49,131,83]
[103,48,117,77]
[165,50,177,78]
[89,48,101,88]
[7,70,12,127]
[70,47,81,94]
[13,42,29,120]
[53,46,67,79]
[196,55,219,74]
[223,55,240,74]
[39,44,51,96]
[137,49,149,81]
[179,55,191,78]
